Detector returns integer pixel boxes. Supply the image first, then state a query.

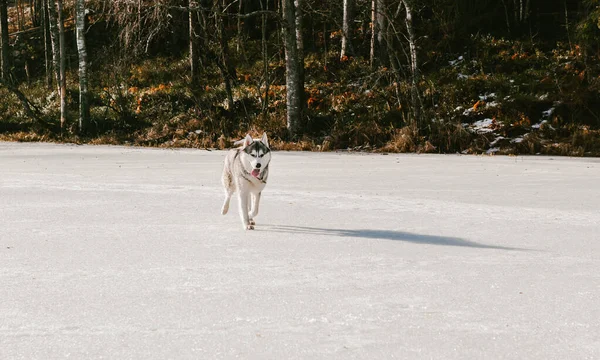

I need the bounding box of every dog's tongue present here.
[251,169,260,178]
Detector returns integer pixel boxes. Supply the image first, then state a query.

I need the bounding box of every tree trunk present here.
[340,0,353,60]
[46,0,61,90]
[281,0,302,136]
[564,0,571,49]
[294,0,304,109]
[0,0,10,81]
[376,0,386,64]
[57,0,66,130]
[217,0,234,110]
[500,0,511,34]
[236,0,243,55]
[402,0,420,126]
[42,0,52,89]
[189,0,199,84]
[75,0,89,133]
[369,0,376,68]
[16,0,22,31]
[47,0,66,130]
[260,0,269,117]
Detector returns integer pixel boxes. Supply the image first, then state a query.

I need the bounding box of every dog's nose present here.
[255,163,261,168]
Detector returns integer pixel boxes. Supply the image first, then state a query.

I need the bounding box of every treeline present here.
[1,0,600,154]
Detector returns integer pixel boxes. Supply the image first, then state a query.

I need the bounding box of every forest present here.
[1,0,600,155]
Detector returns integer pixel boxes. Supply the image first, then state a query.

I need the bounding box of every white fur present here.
[221,133,271,230]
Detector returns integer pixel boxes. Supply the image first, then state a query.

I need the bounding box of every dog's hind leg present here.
[221,166,234,215]
[221,189,233,215]
[248,192,261,225]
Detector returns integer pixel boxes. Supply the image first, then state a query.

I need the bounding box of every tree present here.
[57,0,66,130]
[46,0,61,90]
[259,0,270,118]
[0,0,9,81]
[340,0,353,60]
[47,0,66,130]
[189,0,200,84]
[281,0,303,136]
[369,0,376,67]
[75,0,90,132]
[375,0,386,64]
[41,0,53,89]
[217,0,235,110]
[401,0,420,125]
[294,0,304,92]
[500,0,531,34]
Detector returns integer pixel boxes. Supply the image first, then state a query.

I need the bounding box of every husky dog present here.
[221,133,271,230]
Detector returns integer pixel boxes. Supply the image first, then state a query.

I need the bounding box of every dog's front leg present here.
[248,192,261,224]
[237,190,253,230]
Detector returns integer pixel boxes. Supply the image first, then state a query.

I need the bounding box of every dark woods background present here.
[1,0,599,155]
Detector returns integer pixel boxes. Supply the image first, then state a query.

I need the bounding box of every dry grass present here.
[379,126,418,153]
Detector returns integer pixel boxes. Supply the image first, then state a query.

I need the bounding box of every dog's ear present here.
[243,134,253,147]
[261,132,269,147]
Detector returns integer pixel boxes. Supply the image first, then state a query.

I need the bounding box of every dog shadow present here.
[262,225,526,251]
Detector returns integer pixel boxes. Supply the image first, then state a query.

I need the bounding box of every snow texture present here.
[468,118,495,133]
[1,142,600,359]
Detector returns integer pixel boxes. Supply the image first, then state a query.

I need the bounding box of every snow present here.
[478,93,496,101]
[542,108,555,117]
[532,120,548,129]
[469,118,495,133]
[449,56,464,66]
[1,142,600,359]
[490,136,505,146]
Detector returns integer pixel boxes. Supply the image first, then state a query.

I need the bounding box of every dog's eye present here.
[251,154,257,157]
[259,154,264,158]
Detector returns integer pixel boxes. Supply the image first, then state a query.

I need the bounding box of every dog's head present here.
[240,133,271,178]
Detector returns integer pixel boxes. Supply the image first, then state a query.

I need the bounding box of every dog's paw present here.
[246,224,255,230]
[249,219,256,226]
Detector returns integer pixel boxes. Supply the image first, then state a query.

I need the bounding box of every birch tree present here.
[369,0,376,67]
[281,0,303,136]
[46,0,61,91]
[76,0,89,132]
[47,0,66,129]
[401,0,420,125]
[340,0,353,60]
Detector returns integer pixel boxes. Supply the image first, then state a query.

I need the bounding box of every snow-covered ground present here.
[1,142,599,359]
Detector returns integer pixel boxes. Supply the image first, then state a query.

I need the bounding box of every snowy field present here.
[1,142,599,359]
